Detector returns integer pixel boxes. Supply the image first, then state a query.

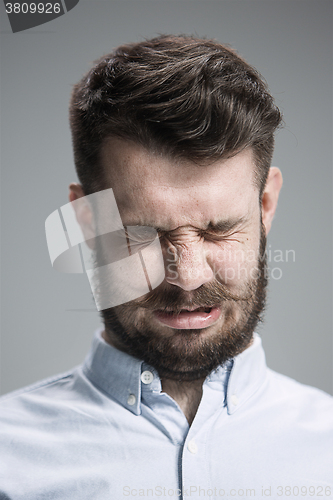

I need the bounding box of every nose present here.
[164,240,214,291]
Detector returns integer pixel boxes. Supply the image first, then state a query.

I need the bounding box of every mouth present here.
[153,305,222,330]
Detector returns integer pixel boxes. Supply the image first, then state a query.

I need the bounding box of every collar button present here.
[127,394,136,406]
[141,370,154,384]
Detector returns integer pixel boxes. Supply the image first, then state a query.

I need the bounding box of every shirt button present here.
[231,394,239,406]
[141,370,154,384]
[127,394,136,406]
[187,440,198,454]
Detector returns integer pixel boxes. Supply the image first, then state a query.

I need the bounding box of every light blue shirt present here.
[0,330,332,499]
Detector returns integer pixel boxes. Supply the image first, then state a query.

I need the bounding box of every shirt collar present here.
[225,334,267,414]
[83,329,267,416]
[83,331,143,415]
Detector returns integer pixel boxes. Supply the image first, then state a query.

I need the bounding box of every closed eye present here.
[201,230,242,242]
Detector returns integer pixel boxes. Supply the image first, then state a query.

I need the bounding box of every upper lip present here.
[155,305,218,313]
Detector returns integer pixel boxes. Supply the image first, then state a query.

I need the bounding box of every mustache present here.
[130,279,255,314]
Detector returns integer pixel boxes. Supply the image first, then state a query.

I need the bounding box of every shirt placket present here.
[181,372,229,500]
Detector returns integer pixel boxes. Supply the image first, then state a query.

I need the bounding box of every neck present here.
[161,377,205,425]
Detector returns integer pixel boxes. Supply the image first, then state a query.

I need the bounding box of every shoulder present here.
[263,368,333,426]
[0,368,79,411]
[0,369,81,432]
[0,369,76,402]
[0,364,122,431]
[266,367,333,402]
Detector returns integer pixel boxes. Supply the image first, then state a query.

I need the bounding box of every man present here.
[0,35,332,499]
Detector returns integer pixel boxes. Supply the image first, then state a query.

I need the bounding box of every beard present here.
[100,226,268,381]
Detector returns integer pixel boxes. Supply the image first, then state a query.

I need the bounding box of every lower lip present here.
[153,307,221,330]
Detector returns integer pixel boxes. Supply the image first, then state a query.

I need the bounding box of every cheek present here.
[207,241,259,286]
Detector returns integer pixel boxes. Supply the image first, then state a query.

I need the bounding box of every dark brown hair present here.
[70,34,282,195]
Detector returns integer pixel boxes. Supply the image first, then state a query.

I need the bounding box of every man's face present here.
[98,138,268,380]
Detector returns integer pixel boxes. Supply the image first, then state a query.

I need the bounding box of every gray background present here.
[0,0,332,396]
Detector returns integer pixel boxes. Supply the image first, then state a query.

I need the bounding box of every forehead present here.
[100,138,259,228]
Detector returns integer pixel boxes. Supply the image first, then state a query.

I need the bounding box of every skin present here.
[70,138,282,424]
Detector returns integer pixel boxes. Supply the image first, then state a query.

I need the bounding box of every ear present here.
[261,167,283,235]
[69,183,95,247]
[69,182,85,203]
